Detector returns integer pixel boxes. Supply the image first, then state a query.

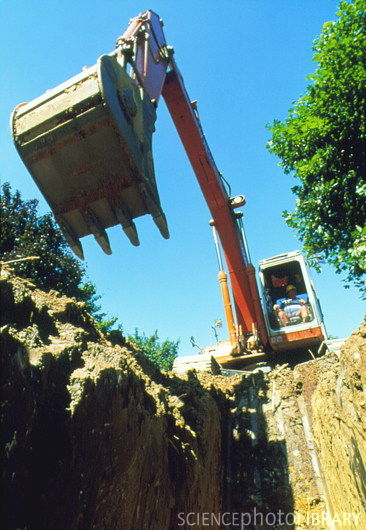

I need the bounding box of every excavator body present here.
[11,10,328,368]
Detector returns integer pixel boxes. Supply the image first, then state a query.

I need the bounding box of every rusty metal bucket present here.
[12,54,169,258]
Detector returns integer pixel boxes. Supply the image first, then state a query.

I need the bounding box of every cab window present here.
[262,261,314,329]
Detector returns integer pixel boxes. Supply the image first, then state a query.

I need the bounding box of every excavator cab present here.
[11,53,169,259]
[259,251,327,352]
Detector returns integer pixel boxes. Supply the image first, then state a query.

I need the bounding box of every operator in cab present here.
[274,284,310,326]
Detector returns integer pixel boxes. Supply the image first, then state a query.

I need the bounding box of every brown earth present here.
[1,267,365,529]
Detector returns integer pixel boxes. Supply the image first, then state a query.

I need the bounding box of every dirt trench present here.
[1,268,365,529]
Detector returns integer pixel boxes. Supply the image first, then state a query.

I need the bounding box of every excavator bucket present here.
[11,54,169,258]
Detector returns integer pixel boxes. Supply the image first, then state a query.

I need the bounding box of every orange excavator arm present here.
[117,11,267,345]
[162,64,267,345]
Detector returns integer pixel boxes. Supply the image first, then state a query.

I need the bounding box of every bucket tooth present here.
[95,232,112,255]
[83,209,112,255]
[123,225,140,246]
[153,213,170,239]
[112,204,140,246]
[69,241,85,260]
[139,183,170,239]
[57,218,84,260]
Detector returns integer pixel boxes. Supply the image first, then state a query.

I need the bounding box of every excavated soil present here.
[1,267,365,529]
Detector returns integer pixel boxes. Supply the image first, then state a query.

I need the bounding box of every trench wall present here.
[1,269,365,529]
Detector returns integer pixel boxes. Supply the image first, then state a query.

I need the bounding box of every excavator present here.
[11,10,327,369]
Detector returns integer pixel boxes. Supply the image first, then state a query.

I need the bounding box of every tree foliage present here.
[128,329,179,371]
[267,0,366,294]
[1,182,86,298]
[1,183,117,330]
[80,282,119,333]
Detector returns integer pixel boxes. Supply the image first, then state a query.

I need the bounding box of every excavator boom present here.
[162,63,267,342]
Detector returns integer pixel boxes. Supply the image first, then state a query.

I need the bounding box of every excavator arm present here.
[119,11,267,345]
[162,65,267,345]
[11,10,268,349]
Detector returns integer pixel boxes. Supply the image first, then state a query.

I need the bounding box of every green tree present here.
[0,183,116,330]
[267,0,366,294]
[1,182,86,298]
[80,282,120,333]
[128,329,179,371]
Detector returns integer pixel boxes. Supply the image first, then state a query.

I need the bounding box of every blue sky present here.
[1,0,364,354]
